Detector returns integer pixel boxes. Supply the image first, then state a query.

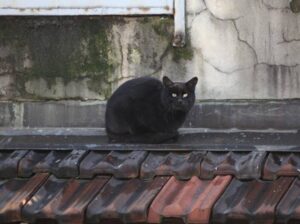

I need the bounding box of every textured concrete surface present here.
[1,130,300,151]
[0,0,299,101]
[0,0,299,130]
[0,102,22,127]
[189,0,300,99]
[1,100,300,129]
[23,101,106,127]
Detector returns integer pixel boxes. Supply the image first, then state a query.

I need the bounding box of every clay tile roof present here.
[212,177,294,223]
[200,151,266,179]
[263,152,300,180]
[140,151,205,180]
[0,150,28,178]
[22,175,109,224]
[0,173,49,222]
[1,132,300,224]
[86,176,169,223]
[276,178,300,223]
[79,150,148,179]
[148,175,231,223]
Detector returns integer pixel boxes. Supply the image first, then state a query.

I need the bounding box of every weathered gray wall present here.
[190,0,300,99]
[1,0,300,129]
[2,100,300,129]
[0,0,299,101]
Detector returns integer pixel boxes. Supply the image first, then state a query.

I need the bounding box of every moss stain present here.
[151,17,193,62]
[0,16,193,100]
[0,17,117,99]
[290,0,300,13]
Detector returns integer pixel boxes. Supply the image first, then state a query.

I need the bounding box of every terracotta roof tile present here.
[200,151,266,180]
[276,178,300,224]
[19,150,88,178]
[147,175,231,223]
[52,149,89,178]
[79,151,148,179]
[86,176,169,223]
[140,151,205,180]
[0,173,48,223]
[263,152,300,180]
[33,150,72,173]
[22,175,109,224]
[2,146,300,224]
[0,150,28,178]
[18,150,49,177]
[212,177,294,224]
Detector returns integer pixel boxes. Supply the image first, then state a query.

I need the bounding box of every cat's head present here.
[161,76,198,112]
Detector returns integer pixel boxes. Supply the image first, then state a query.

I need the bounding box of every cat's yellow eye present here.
[172,93,177,98]
[183,93,188,98]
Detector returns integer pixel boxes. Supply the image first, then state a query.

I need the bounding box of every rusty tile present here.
[140,151,205,180]
[212,177,294,224]
[30,150,87,178]
[0,150,28,178]
[276,178,300,224]
[263,152,300,180]
[18,150,50,177]
[33,150,71,173]
[22,175,109,224]
[86,176,169,223]
[200,151,266,180]
[0,173,49,223]
[79,151,147,179]
[147,175,231,224]
[52,149,88,178]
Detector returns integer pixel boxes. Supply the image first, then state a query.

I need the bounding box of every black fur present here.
[105,76,198,143]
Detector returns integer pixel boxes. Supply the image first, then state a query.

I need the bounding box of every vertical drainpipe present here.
[173,0,186,47]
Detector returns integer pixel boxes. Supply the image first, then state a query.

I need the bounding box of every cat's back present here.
[108,76,162,102]
[106,76,163,134]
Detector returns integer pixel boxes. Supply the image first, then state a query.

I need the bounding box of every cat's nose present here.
[178,99,184,105]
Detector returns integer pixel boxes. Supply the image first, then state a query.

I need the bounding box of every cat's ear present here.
[186,77,198,91]
[163,76,174,88]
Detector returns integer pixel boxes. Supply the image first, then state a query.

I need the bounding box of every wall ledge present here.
[1,99,300,130]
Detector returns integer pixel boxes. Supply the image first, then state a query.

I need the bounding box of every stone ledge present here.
[23,101,106,128]
[185,100,300,130]
[1,100,300,130]
[0,130,299,151]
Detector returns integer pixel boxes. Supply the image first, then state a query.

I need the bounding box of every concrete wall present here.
[0,0,300,128]
[2,100,300,129]
[0,0,299,101]
[190,0,300,99]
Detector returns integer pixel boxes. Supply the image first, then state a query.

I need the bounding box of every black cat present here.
[105,76,198,143]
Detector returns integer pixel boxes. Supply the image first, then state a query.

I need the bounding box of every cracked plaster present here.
[204,0,251,20]
[0,0,300,100]
[263,0,290,9]
[109,19,169,91]
[253,64,300,98]
[190,0,300,99]
[186,0,206,15]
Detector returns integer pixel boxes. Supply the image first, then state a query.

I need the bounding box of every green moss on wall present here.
[0,16,193,100]
[0,17,117,99]
[290,0,300,13]
[151,17,193,62]
[172,38,194,62]
[152,17,173,39]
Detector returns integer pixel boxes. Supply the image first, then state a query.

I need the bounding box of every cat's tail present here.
[107,132,178,144]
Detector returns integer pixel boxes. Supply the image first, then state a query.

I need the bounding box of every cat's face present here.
[161,76,198,112]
